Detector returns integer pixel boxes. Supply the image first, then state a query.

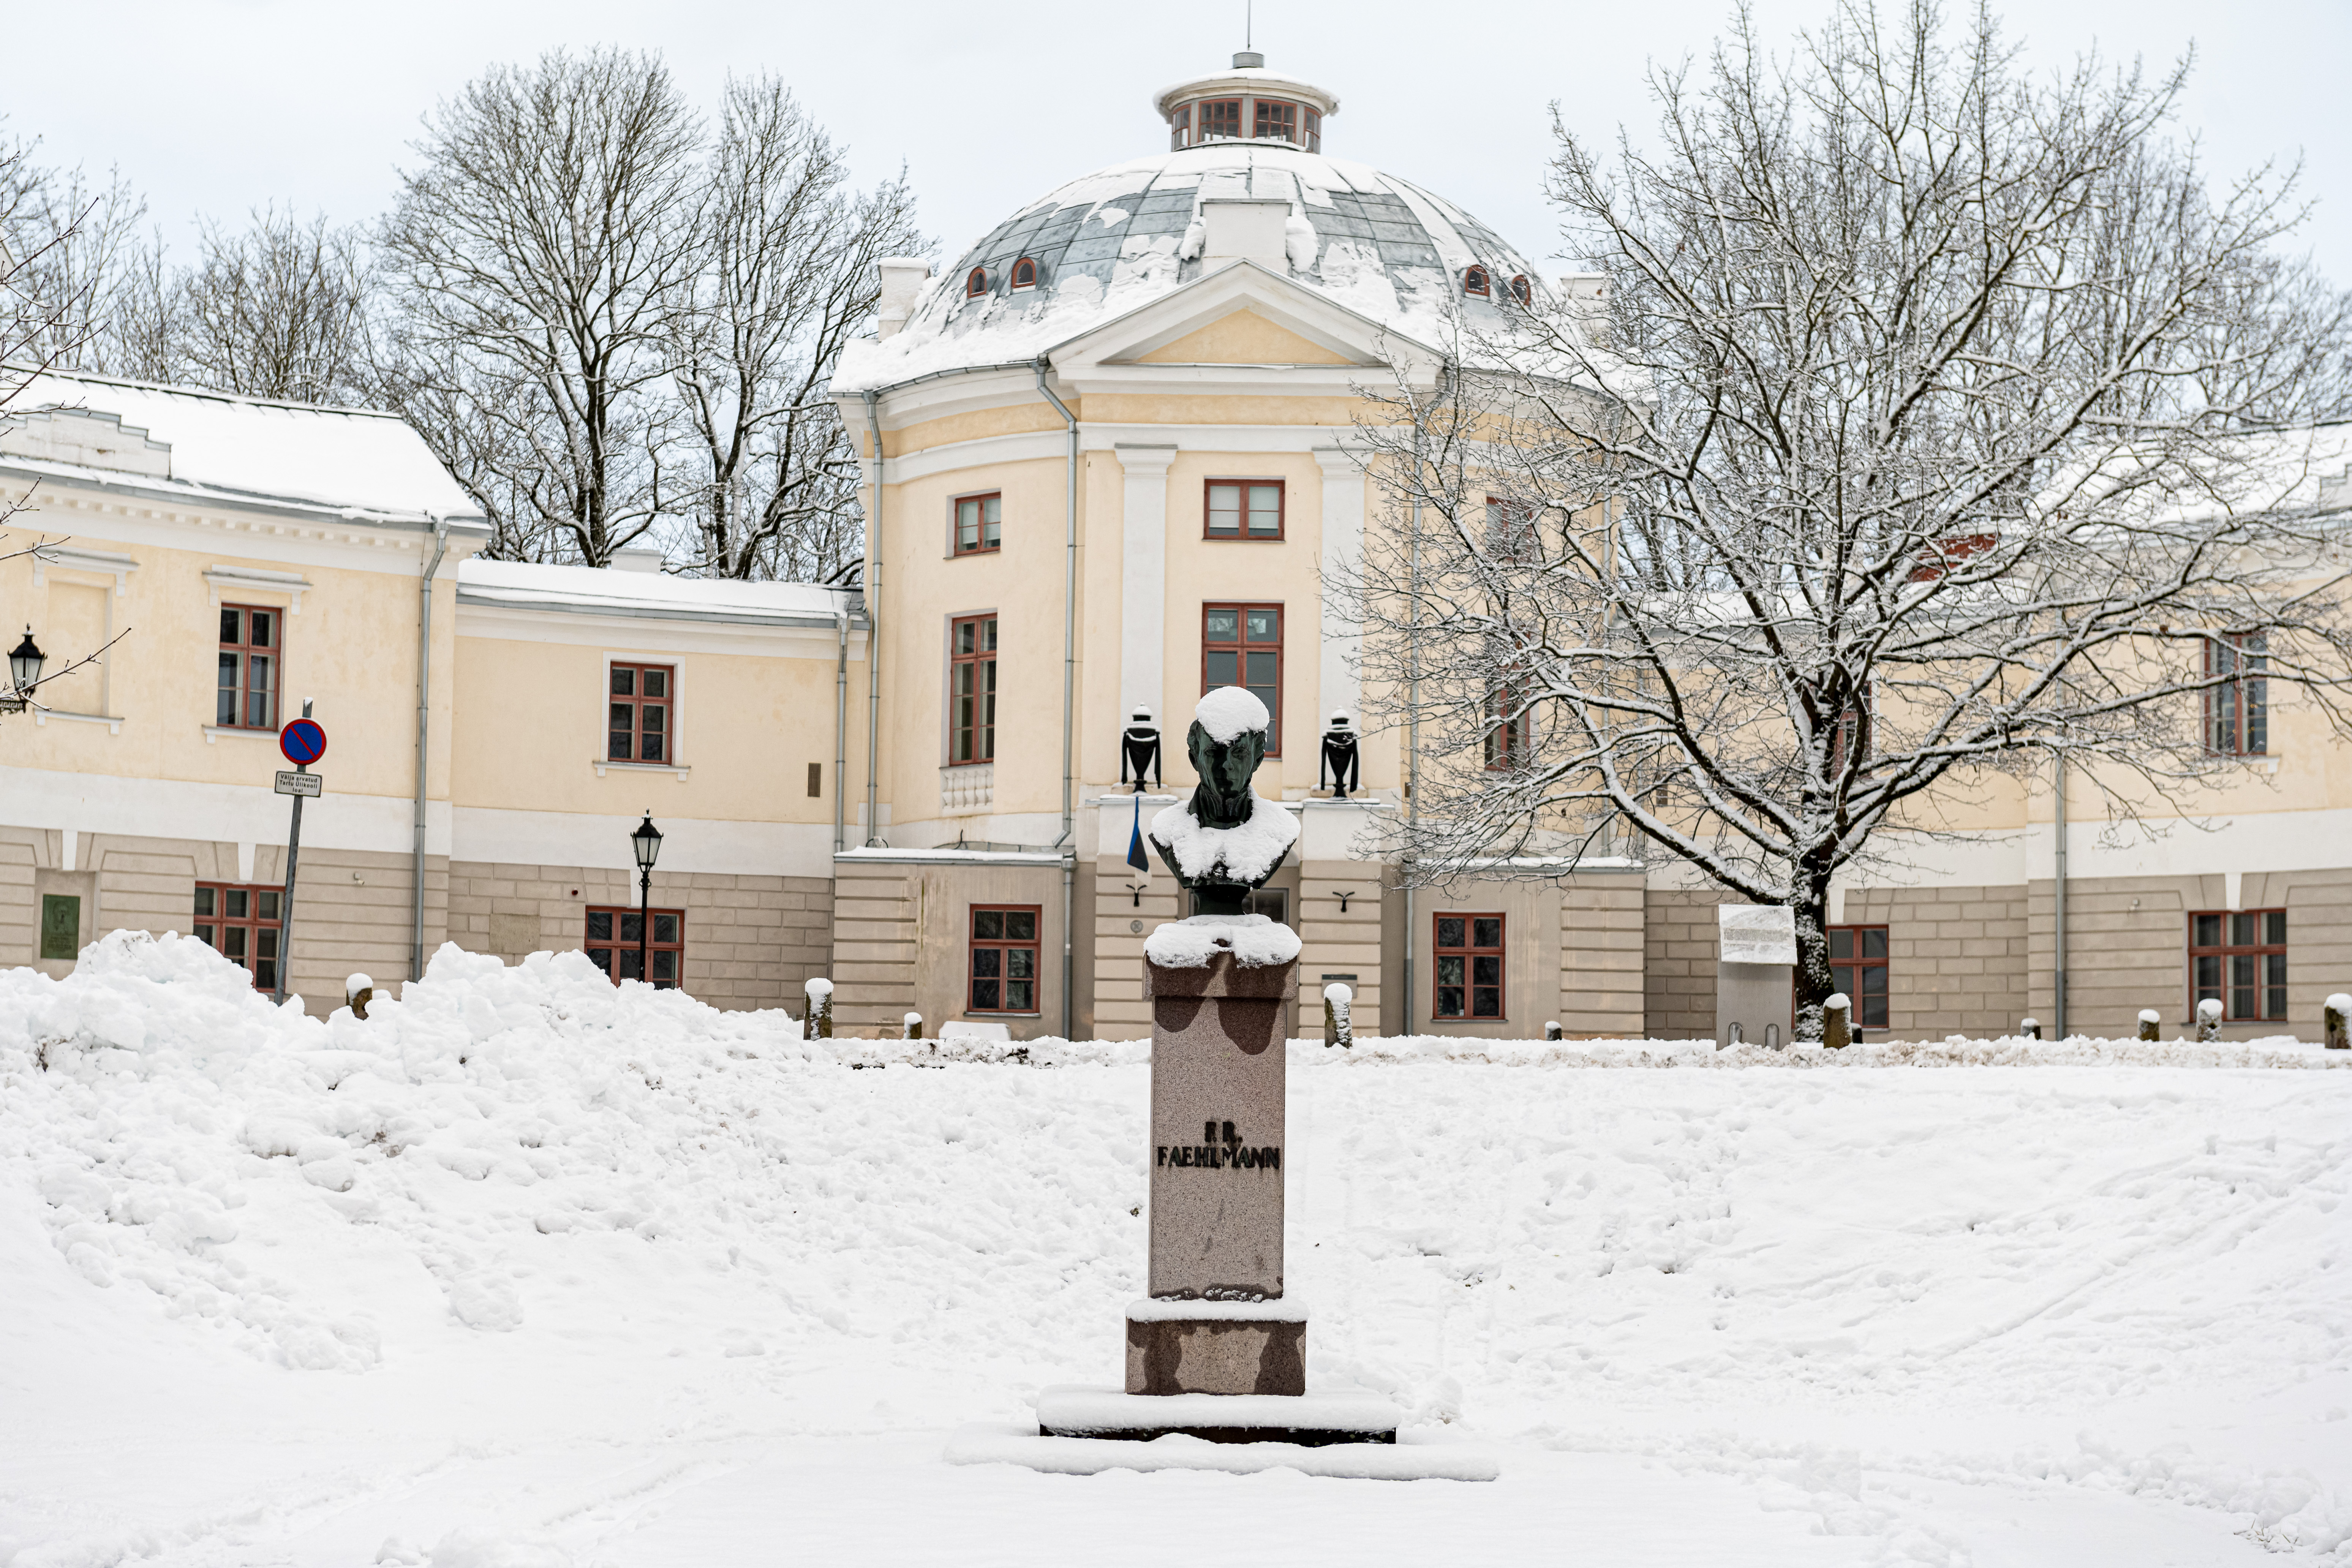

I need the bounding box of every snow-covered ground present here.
[3,932,2347,1566]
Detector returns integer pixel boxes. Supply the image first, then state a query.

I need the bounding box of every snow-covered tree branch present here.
[1345,0,2352,1036]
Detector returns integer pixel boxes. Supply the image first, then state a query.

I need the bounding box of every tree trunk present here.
[1790,871,1836,1042]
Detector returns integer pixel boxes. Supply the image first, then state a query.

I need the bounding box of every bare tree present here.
[379,48,701,564]
[1348,0,2352,1035]
[174,207,374,403]
[0,130,145,402]
[664,76,923,581]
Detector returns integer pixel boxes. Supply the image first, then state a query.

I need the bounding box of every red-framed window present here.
[1206,478,1283,540]
[1486,493,1538,562]
[1509,274,1532,305]
[950,615,997,764]
[1463,265,1491,298]
[2190,910,2286,1021]
[1827,924,1889,1029]
[1303,107,1321,153]
[964,266,988,298]
[1169,104,1191,150]
[1010,257,1037,290]
[216,605,279,730]
[954,492,1002,555]
[609,662,674,763]
[1909,532,2000,582]
[1197,98,1242,141]
[1254,98,1297,142]
[585,906,683,988]
[2206,634,2268,756]
[969,905,1040,1013]
[1434,914,1505,1019]
[1484,677,1533,771]
[194,882,282,991]
[1826,683,1873,777]
[1203,603,1281,754]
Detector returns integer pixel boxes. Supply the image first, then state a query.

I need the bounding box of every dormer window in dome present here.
[1463,265,1491,298]
[1157,54,1339,154]
[1010,256,1038,291]
[964,266,989,299]
[1509,274,1532,306]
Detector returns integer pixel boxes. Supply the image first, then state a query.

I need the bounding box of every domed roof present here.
[833,140,1551,392]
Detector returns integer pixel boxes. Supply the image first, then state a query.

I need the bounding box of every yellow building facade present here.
[6,53,2346,1041]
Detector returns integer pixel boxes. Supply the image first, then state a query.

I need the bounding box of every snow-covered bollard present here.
[345,972,375,1020]
[1322,982,1353,1049]
[2019,1016,2040,1040]
[1543,1021,1563,1042]
[904,1010,923,1043]
[2137,1008,2162,1042]
[804,977,833,1040]
[2196,996,2224,1042]
[1822,993,1852,1050]
[2325,994,2350,1051]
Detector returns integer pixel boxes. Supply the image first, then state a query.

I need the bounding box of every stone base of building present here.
[1036,1386,1397,1446]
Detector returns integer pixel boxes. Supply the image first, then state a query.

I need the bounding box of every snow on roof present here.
[0,365,482,523]
[833,142,1551,393]
[456,558,858,626]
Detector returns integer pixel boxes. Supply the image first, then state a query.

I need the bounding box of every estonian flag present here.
[1126,793,1149,873]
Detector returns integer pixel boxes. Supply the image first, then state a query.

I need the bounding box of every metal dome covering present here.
[833,142,1551,392]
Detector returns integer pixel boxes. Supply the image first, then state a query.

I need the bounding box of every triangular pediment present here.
[1044,259,1437,380]
[1131,308,1359,366]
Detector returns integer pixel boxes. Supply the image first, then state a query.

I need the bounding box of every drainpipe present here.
[862,391,885,848]
[411,518,450,984]
[1034,355,1079,1041]
[2053,753,2068,1038]
[1404,496,1421,1035]
[833,609,849,853]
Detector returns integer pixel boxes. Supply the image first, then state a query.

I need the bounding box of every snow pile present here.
[4,934,2350,1561]
[1142,913,1303,969]
[1192,683,1269,741]
[1149,793,1298,885]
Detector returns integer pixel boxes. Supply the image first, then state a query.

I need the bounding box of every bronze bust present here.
[1148,700,1293,917]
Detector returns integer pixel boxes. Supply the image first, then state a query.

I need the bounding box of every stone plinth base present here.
[1036,1386,1398,1446]
[946,1421,1496,1480]
[1125,1296,1306,1394]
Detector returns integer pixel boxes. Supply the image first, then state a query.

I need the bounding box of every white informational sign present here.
[1718,904,1798,966]
[274,770,323,798]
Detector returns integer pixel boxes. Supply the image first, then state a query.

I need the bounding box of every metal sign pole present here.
[274,699,313,1006]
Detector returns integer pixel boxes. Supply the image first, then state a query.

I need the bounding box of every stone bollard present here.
[1544,1020,1563,1042]
[2327,993,2350,1051]
[2019,1016,2041,1040]
[1822,993,1851,1050]
[2137,1009,2161,1042]
[804,976,834,1040]
[2196,996,2224,1042]
[904,1010,923,1043]
[344,972,375,1020]
[1323,982,1353,1049]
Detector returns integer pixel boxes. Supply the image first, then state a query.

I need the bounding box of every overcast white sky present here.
[8,0,2347,287]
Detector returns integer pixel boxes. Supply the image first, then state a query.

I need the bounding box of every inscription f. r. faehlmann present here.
[1156,1118,1281,1171]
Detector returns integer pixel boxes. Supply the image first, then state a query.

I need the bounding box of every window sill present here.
[202,724,277,743]
[36,710,125,734]
[594,758,691,781]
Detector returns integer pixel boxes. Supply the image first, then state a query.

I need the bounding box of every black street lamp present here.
[4,626,44,714]
[629,811,663,986]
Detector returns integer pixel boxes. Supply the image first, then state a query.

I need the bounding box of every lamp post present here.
[630,811,662,986]
[3,626,44,714]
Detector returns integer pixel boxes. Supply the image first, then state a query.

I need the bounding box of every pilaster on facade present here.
[1298,863,1381,1031]
[1311,444,1367,728]
[1093,868,1184,1042]
[1114,443,1179,722]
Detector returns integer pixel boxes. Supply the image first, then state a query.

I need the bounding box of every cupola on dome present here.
[833,53,1554,392]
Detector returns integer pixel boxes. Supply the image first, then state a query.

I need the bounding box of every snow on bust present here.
[1144,913,1302,970]
[1193,684,1270,744]
[1150,791,1298,885]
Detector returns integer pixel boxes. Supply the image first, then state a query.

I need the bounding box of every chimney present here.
[1558,272,1611,347]
[1200,200,1291,269]
[876,258,933,339]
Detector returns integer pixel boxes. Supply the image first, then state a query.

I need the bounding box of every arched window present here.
[1462,265,1490,298]
[964,266,988,299]
[1509,274,1531,305]
[1011,257,1038,291]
